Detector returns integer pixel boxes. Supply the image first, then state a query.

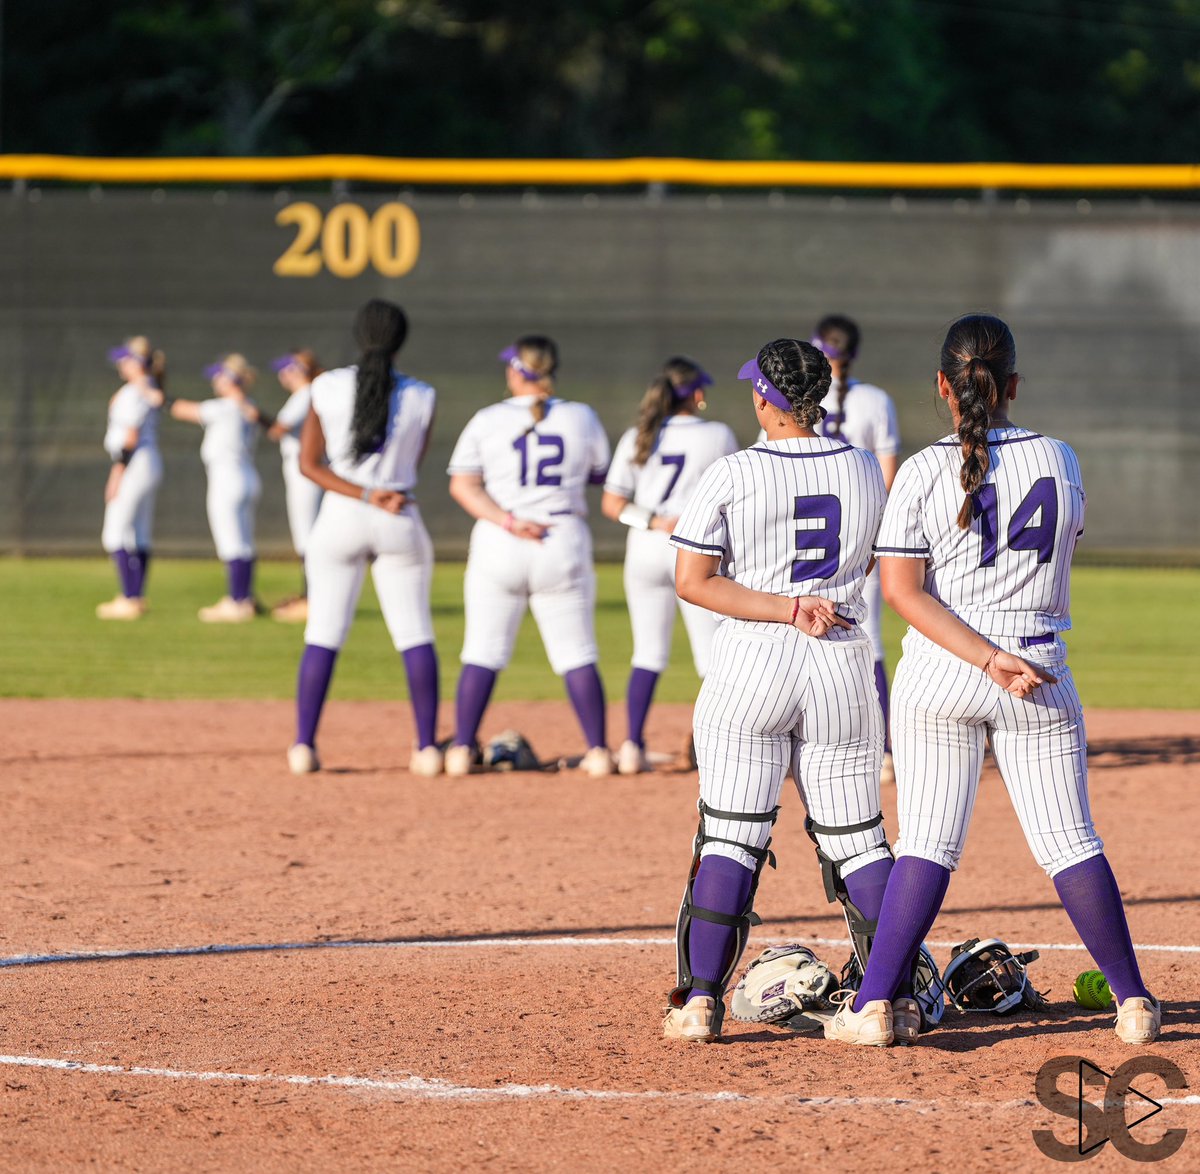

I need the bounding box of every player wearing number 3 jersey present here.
[446,336,614,777]
[601,357,738,774]
[662,338,891,1043]
[827,314,1159,1048]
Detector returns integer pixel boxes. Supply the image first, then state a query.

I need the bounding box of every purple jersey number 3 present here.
[972,476,1058,567]
[792,494,842,581]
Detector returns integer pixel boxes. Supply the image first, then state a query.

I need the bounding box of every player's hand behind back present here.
[511,518,548,541]
[985,649,1057,698]
[369,489,408,514]
[793,597,853,638]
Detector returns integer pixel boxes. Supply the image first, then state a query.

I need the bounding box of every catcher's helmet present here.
[942,938,1043,1015]
[841,943,946,1032]
[483,729,541,772]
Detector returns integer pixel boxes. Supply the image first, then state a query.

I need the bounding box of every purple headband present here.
[499,345,546,384]
[672,368,713,400]
[204,362,242,385]
[271,354,300,374]
[737,358,792,413]
[810,335,856,361]
[108,345,146,366]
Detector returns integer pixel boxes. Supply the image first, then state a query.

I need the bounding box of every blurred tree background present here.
[8,0,1200,161]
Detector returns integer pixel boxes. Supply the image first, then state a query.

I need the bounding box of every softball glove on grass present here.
[729,945,838,1023]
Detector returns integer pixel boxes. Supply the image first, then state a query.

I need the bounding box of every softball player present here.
[601,357,737,773]
[267,349,325,623]
[288,298,441,777]
[810,315,901,780]
[829,313,1159,1047]
[446,336,613,777]
[168,354,264,622]
[663,338,890,1043]
[97,337,165,620]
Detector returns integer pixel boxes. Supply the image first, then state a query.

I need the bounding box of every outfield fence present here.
[2,186,1198,559]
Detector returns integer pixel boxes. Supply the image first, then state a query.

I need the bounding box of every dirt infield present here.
[2,700,1198,1172]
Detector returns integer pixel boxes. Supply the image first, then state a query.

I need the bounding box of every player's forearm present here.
[676,567,793,624]
[449,477,509,527]
[882,571,996,669]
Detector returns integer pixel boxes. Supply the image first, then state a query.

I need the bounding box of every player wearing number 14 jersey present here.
[446,336,614,776]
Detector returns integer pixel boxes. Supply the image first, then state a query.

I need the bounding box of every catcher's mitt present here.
[729,945,838,1024]
[483,730,542,772]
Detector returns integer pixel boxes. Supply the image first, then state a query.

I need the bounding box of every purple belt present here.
[1018,632,1055,649]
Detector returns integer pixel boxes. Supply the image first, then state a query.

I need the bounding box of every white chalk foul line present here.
[1,934,1197,969]
[3,1054,1197,1111]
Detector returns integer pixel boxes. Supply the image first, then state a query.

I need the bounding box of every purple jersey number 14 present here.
[972,476,1058,568]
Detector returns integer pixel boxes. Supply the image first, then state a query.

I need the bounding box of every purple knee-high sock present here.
[564,664,607,750]
[228,557,254,602]
[686,855,755,1000]
[874,659,891,752]
[455,664,497,747]
[626,667,659,748]
[128,549,150,598]
[1054,855,1149,1003]
[296,644,338,748]
[843,856,907,994]
[854,857,951,1009]
[112,551,134,597]
[402,643,440,751]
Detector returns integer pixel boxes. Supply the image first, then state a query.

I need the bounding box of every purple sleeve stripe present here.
[588,469,608,485]
[670,536,724,555]
[873,545,930,554]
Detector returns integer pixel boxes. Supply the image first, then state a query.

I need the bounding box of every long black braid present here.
[350,299,408,460]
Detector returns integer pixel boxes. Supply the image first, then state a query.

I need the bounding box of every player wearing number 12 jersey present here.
[827,313,1159,1048]
[661,338,892,1043]
[446,336,614,777]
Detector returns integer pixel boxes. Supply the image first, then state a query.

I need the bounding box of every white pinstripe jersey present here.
[875,426,1085,636]
[275,383,313,462]
[604,416,738,514]
[311,366,436,491]
[669,436,887,621]
[448,395,610,520]
[198,397,259,468]
[104,382,159,458]
[817,379,900,457]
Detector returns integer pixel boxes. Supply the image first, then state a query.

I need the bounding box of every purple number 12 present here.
[972,477,1058,567]
[513,432,565,486]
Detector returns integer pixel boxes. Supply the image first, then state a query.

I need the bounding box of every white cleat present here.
[287,743,320,775]
[617,740,650,776]
[880,752,895,785]
[892,996,921,1044]
[96,596,145,621]
[580,746,616,778]
[663,995,719,1043]
[198,596,255,623]
[824,991,893,1046]
[1115,995,1161,1045]
[444,744,475,777]
[409,745,445,777]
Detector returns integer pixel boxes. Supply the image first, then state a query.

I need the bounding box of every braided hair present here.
[940,314,1016,529]
[757,339,831,430]
[350,299,408,460]
[815,314,860,424]
[632,356,704,465]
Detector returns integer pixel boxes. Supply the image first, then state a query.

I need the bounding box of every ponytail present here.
[350,299,408,460]
[149,349,167,391]
[938,314,1016,530]
[632,377,675,465]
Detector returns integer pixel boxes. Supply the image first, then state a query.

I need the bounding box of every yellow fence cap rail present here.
[1,154,1199,189]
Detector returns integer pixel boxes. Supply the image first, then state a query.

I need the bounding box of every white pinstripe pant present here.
[892,630,1103,877]
[693,620,889,876]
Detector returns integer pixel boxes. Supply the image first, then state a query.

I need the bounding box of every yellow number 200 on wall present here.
[274,201,420,279]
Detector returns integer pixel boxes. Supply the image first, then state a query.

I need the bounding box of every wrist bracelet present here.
[789,597,800,624]
[502,513,515,531]
[361,486,372,502]
[983,646,1001,673]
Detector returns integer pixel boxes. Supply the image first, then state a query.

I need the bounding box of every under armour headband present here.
[737,358,792,413]
[810,334,856,361]
[271,354,300,374]
[499,345,548,383]
[672,367,713,400]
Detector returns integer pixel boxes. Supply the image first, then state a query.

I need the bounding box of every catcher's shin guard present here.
[669,799,778,1033]
[804,812,889,969]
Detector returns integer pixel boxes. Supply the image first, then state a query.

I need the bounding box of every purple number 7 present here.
[659,453,685,504]
[792,494,842,581]
[972,477,1058,567]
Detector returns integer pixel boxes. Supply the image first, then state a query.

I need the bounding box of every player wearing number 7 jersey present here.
[827,314,1159,1048]
[662,339,892,1043]
[446,336,614,777]
[601,357,738,774]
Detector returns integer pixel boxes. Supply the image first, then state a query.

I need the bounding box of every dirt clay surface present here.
[1,700,1198,1172]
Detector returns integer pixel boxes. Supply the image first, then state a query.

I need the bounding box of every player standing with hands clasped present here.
[826,313,1160,1047]
[810,316,901,781]
[601,357,737,773]
[663,339,891,1043]
[97,337,165,619]
[446,336,613,777]
[287,299,441,777]
[168,354,265,622]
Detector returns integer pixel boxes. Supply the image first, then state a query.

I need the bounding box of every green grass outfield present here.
[2,558,1197,708]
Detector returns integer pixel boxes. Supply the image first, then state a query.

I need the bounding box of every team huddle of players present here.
[99,300,1161,1049]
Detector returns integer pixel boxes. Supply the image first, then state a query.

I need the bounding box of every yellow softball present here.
[1073,969,1114,1010]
